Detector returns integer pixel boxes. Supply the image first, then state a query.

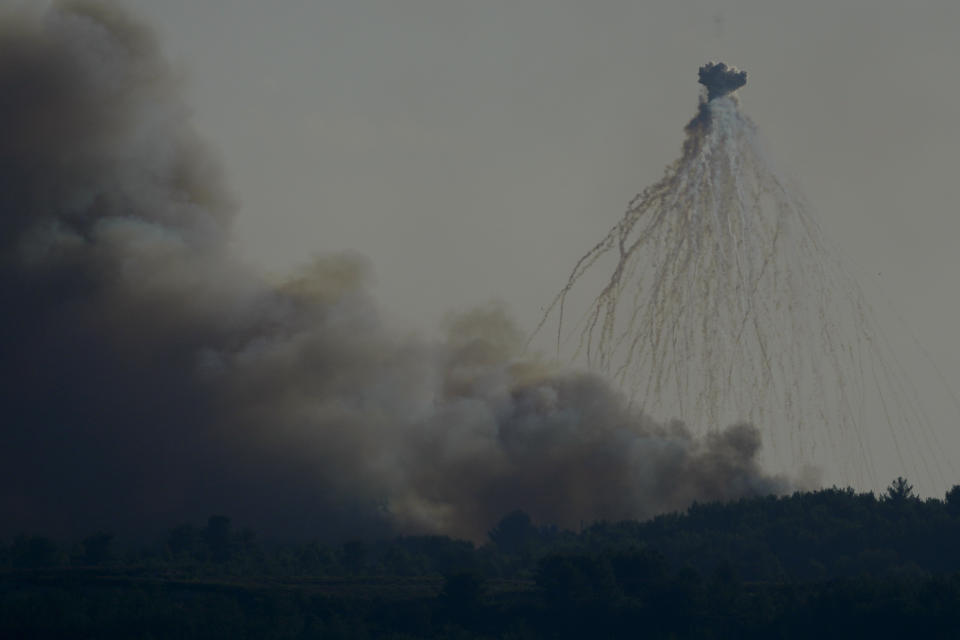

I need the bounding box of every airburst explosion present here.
[536,62,953,492]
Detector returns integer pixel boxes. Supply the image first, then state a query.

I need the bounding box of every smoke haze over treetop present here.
[0,1,788,542]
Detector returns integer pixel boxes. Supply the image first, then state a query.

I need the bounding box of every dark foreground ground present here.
[4,565,960,639]
[4,480,960,638]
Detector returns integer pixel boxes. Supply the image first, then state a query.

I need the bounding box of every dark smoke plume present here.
[698,61,747,100]
[0,2,788,542]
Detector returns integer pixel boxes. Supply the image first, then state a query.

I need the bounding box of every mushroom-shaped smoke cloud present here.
[698,62,747,101]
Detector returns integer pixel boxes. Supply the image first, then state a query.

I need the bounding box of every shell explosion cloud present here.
[698,61,747,101]
[0,2,788,542]
[536,55,953,492]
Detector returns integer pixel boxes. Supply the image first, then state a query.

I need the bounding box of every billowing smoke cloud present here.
[698,61,747,100]
[0,2,788,542]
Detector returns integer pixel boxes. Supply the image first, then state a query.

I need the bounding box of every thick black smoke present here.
[0,2,788,542]
[698,61,747,101]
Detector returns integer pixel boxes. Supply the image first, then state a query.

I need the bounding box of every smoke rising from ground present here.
[0,2,788,542]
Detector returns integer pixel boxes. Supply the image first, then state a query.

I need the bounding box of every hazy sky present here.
[121,0,960,485]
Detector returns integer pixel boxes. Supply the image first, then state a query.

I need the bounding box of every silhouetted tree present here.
[203,516,233,563]
[537,554,618,607]
[11,535,60,568]
[167,523,200,558]
[488,510,537,556]
[81,532,113,565]
[609,548,667,596]
[342,539,368,574]
[885,477,917,503]
[945,485,960,517]
[296,541,336,575]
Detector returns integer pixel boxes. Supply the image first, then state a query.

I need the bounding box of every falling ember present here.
[534,63,953,492]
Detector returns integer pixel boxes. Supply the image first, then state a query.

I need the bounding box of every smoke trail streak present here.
[534,64,953,493]
[0,4,788,542]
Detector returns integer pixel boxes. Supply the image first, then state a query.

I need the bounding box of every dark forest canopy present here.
[4,479,960,580]
[4,481,960,638]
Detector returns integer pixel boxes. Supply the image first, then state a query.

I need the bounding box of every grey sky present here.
[124,0,960,488]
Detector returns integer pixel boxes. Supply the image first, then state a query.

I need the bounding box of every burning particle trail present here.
[534,63,954,492]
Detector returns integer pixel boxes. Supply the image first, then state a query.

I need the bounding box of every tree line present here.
[3,478,960,637]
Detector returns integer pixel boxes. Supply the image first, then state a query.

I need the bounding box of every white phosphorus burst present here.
[535,86,954,492]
